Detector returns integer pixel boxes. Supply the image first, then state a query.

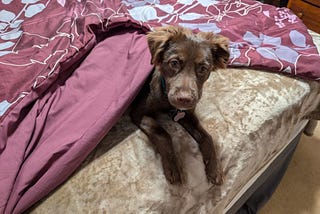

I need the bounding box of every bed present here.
[1,0,320,213]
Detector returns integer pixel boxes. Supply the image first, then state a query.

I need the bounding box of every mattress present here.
[225,120,306,213]
[29,54,320,214]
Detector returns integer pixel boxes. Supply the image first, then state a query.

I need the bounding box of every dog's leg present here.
[131,113,183,184]
[178,111,224,185]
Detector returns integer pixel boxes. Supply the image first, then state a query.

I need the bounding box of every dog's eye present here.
[198,65,209,75]
[169,59,180,70]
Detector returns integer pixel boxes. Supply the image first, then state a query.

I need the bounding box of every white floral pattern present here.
[124,0,320,78]
[0,0,68,53]
[0,0,67,116]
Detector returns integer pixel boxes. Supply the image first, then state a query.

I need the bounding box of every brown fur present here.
[130,26,230,184]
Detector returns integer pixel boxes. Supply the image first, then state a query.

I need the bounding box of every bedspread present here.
[1,0,320,213]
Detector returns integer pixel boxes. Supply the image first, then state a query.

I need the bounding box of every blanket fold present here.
[0,28,152,214]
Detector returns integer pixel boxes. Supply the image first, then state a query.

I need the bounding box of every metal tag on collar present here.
[170,109,186,122]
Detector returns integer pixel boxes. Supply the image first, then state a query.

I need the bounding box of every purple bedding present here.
[0,0,319,213]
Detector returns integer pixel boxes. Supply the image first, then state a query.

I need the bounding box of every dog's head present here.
[147,25,230,110]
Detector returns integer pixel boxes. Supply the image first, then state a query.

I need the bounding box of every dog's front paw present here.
[162,158,183,184]
[205,159,224,185]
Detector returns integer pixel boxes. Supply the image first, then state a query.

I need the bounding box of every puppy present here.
[131,26,229,184]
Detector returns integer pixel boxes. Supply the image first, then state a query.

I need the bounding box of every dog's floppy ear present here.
[197,32,230,69]
[147,26,191,65]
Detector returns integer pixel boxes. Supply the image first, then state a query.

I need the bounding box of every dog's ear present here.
[147,26,192,65]
[197,32,230,69]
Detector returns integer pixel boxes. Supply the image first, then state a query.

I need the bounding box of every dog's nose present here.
[177,94,194,105]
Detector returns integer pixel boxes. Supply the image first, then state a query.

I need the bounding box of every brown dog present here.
[131,26,229,185]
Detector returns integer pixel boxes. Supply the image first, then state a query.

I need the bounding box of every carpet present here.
[260,124,320,214]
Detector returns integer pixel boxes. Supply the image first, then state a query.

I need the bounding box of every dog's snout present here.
[177,93,193,105]
[169,88,198,110]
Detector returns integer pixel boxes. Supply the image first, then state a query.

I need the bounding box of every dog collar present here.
[160,75,167,95]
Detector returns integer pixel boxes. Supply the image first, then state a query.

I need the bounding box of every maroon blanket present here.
[0,0,319,213]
